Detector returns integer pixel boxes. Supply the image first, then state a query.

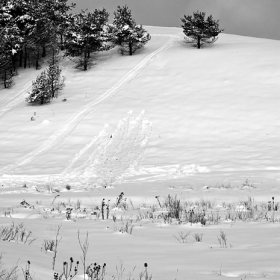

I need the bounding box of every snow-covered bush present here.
[110,5,151,55]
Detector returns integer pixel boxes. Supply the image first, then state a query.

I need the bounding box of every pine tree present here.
[181,11,224,49]
[26,71,51,105]
[110,5,151,55]
[26,52,65,104]
[0,19,20,88]
[64,9,110,71]
[46,52,65,98]
[0,0,75,75]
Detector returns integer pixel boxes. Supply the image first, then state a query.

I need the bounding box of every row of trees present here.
[0,1,151,89]
[1,1,223,104]
[0,0,75,88]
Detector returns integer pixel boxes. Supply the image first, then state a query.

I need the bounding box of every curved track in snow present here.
[1,35,177,175]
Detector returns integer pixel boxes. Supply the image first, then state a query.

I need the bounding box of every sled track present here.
[1,36,176,175]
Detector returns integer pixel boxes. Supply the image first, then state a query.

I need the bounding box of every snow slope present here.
[0,26,280,280]
[1,26,279,189]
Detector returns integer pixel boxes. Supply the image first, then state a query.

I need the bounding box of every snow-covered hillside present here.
[1,26,279,189]
[0,26,280,280]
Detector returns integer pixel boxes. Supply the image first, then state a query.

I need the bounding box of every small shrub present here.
[115,218,134,234]
[0,222,36,245]
[65,185,71,191]
[42,239,56,252]
[86,263,106,280]
[0,253,18,280]
[162,213,173,225]
[66,208,73,220]
[54,258,79,280]
[184,209,206,225]
[193,233,203,242]
[207,211,221,224]
[101,199,106,220]
[269,196,278,211]
[173,231,191,243]
[163,195,183,221]
[115,192,125,208]
[217,230,227,248]
[242,179,256,189]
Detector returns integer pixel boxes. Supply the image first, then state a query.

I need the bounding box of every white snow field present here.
[0,26,280,280]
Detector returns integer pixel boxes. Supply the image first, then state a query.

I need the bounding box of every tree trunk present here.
[42,46,46,57]
[197,37,201,49]
[11,55,16,71]
[36,48,39,70]
[3,70,7,89]
[51,70,55,98]
[19,50,23,67]
[129,42,133,55]
[24,45,27,69]
[84,51,87,71]
[60,34,64,50]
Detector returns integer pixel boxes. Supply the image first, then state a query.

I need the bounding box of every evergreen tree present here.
[26,52,65,104]
[46,52,65,98]
[0,0,75,76]
[64,9,110,71]
[26,71,51,104]
[110,5,151,55]
[32,0,76,55]
[0,21,20,88]
[181,11,224,49]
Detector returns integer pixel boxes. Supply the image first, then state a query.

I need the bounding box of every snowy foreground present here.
[0,26,280,279]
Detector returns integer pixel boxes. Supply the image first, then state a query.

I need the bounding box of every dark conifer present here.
[181,11,224,49]
[110,5,151,55]
[64,9,110,71]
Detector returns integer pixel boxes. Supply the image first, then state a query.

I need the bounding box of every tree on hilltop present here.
[181,11,224,49]
[110,5,151,55]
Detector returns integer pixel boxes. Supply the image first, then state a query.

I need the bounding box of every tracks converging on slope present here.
[0,35,178,176]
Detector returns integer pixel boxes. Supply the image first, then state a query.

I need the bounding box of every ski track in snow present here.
[0,80,32,118]
[0,35,177,175]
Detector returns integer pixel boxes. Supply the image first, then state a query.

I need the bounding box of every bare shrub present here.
[217,230,227,248]
[173,231,191,243]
